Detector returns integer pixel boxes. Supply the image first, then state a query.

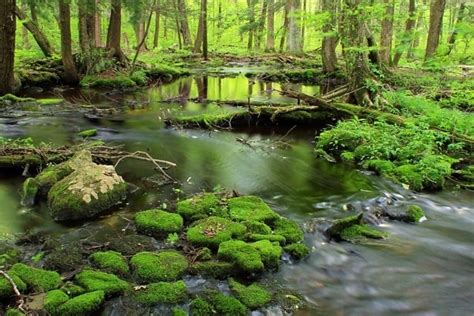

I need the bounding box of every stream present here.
[1,72,473,315]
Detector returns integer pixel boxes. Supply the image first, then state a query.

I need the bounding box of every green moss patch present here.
[57,290,105,315]
[242,221,272,235]
[187,216,246,249]
[133,281,187,305]
[248,233,286,244]
[176,193,226,220]
[272,218,304,244]
[0,274,27,301]
[135,209,183,237]
[229,279,272,309]
[44,289,70,315]
[406,205,426,223]
[251,240,282,269]
[189,261,234,279]
[89,251,130,275]
[130,251,188,283]
[78,129,98,138]
[9,263,61,292]
[191,297,214,316]
[209,292,247,316]
[75,270,129,296]
[228,196,279,223]
[217,240,264,274]
[169,103,248,128]
[284,243,310,260]
[340,224,388,242]
[37,98,64,106]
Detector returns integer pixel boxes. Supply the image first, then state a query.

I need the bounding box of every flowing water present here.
[1,73,473,315]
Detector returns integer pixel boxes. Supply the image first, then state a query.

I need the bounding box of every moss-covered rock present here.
[130,251,188,283]
[20,177,40,206]
[176,193,226,220]
[134,209,183,237]
[37,98,64,106]
[247,234,286,244]
[75,270,129,296]
[406,205,426,223]
[44,244,83,273]
[108,234,156,256]
[0,274,27,301]
[251,240,282,269]
[242,221,272,235]
[272,218,304,244]
[228,196,279,223]
[229,279,272,309]
[340,224,388,242]
[48,154,127,221]
[78,129,97,138]
[195,247,212,261]
[325,213,363,239]
[57,290,105,315]
[133,281,187,305]
[187,216,246,249]
[80,75,137,89]
[189,261,234,279]
[44,289,70,315]
[217,240,264,274]
[209,292,247,316]
[5,308,24,316]
[60,281,85,297]
[365,159,396,175]
[172,307,188,316]
[9,263,61,292]
[89,251,129,275]
[284,243,310,260]
[190,297,214,316]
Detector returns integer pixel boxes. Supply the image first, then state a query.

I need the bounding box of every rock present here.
[284,243,310,260]
[229,278,272,309]
[57,290,105,315]
[406,205,426,223]
[48,152,127,221]
[176,192,227,221]
[242,221,272,235]
[228,196,279,223]
[187,216,246,249]
[0,274,27,301]
[78,129,98,138]
[326,213,388,242]
[8,263,61,292]
[189,261,234,279]
[133,281,187,305]
[44,290,69,315]
[89,251,130,275]
[44,244,84,273]
[325,213,363,239]
[134,209,183,237]
[209,292,247,316]
[251,240,283,269]
[108,234,156,255]
[190,298,214,316]
[130,251,188,283]
[247,234,286,244]
[272,218,304,244]
[75,270,129,296]
[217,240,264,274]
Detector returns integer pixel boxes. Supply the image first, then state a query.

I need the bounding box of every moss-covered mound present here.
[218,240,264,273]
[189,261,235,279]
[134,209,183,237]
[130,251,188,283]
[284,243,310,260]
[187,216,246,249]
[272,218,304,244]
[133,281,187,305]
[57,290,105,315]
[176,192,226,220]
[89,251,130,275]
[75,270,129,296]
[228,196,280,223]
[9,263,61,292]
[44,290,70,315]
[229,279,272,309]
[326,213,388,242]
[406,205,426,223]
[0,274,27,301]
[208,292,247,316]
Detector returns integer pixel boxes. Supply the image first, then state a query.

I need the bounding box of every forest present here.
[0,0,473,315]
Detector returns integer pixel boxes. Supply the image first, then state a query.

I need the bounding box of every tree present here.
[202,0,208,60]
[58,0,79,85]
[265,0,275,51]
[446,1,466,55]
[379,0,395,65]
[106,0,126,62]
[321,0,338,73]
[176,0,192,46]
[425,0,447,60]
[287,0,302,54]
[392,0,416,66]
[153,0,161,48]
[0,0,16,94]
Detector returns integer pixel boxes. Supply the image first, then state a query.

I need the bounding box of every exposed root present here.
[0,270,26,314]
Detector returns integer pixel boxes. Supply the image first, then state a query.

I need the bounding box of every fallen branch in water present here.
[0,270,26,314]
[114,151,177,182]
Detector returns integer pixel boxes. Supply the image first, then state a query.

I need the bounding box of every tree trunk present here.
[265,0,275,51]
[202,0,208,60]
[0,0,16,94]
[279,2,290,52]
[106,0,126,62]
[392,0,416,66]
[425,0,446,60]
[322,0,338,73]
[153,0,161,48]
[85,0,97,48]
[15,5,55,57]
[247,0,256,51]
[58,0,79,85]
[287,0,302,54]
[379,0,395,65]
[176,0,192,46]
[78,3,90,52]
[446,1,466,55]
[95,0,102,47]
[301,0,306,51]
[193,3,204,53]
[255,0,267,50]
[21,2,30,49]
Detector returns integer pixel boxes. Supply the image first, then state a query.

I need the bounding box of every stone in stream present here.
[326,213,389,242]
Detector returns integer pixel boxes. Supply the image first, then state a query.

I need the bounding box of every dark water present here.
[1,74,474,315]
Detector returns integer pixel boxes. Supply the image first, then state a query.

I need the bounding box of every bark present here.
[15,6,55,57]
[106,0,126,62]
[0,0,16,94]
[392,0,416,66]
[247,0,256,50]
[265,0,275,51]
[176,0,192,46]
[202,0,208,60]
[255,0,268,50]
[321,0,338,73]
[301,0,306,51]
[153,0,161,48]
[78,3,90,52]
[425,0,447,60]
[95,0,102,46]
[287,0,302,54]
[194,3,204,53]
[446,1,466,55]
[131,0,156,69]
[380,0,395,65]
[279,2,289,51]
[58,0,79,85]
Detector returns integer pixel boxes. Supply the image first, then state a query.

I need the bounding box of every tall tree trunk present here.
[425,0,446,60]
[21,2,30,49]
[392,0,416,66]
[106,0,126,62]
[176,0,192,46]
[153,0,161,48]
[58,0,79,85]
[95,0,102,46]
[78,3,90,52]
[247,0,256,51]
[194,3,204,53]
[202,0,208,60]
[322,0,338,73]
[0,0,16,94]
[446,1,466,55]
[265,0,275,51]
[255,0,267,50]
[279,2,290,52]
[15,6,55,57]
[287,0,302,54]
[379,0,395,65]
[301,0,306,51]
[85,0,96,48]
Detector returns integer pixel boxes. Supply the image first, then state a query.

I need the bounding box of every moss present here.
[248,234,286,244]
[133,281,187,305]
[75,270,129,296]
[340,224,388,242]
[190,297,214,316]
[89,251,130,275]
[60,281,85,297]
[217,240,264,274]
[189,261,234,279]
[78,129,97,138]
[9,263,61,292]
[251,240,282,269]
[0,274,27,301]
[365,159,396,174]
[326,213,364,239]
[272,218,304,244]
[228,196,279,223]
[0,94,35,104]
[393,164,424,191]
[340,151,355,163]
[284,243,310,260]
[406,205,426,223]
[80,75,136,89]
[176,193,226,220]
[33,161,75,196]
[108,234,155,256]
[187,216,246,249]
[44,243,83,273]
[130,70,148,86]
[37,98,64,106]
[229,278,272,309]
[170,105,247,128]
[195,247,212,261]
[134,209,183,237]
[130,251,188,283]
[242,221,272,235]
[57,290,105,315]
[210,292,247,316]
[5,308,24,316]
[172,307,188,316]
[44,289,70,315]
[20,177,39,206]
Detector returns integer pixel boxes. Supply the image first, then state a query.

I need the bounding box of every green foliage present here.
[130,251,188,283]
